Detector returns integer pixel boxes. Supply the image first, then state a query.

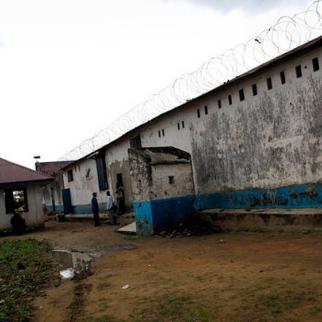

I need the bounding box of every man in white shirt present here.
[106,191,115,224]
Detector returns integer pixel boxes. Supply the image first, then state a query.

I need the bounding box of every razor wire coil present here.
[60,0,322,160]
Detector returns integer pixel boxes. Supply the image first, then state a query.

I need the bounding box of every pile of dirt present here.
[156,215,219,238]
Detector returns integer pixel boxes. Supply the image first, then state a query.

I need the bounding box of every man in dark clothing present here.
[11,210,26,235]
[91,192,100,226]
[116,187,125,216]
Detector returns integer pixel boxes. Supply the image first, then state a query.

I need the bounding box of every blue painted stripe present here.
[47,205,64,213]
[133,182,322,235]
[47,203,108,215]
[72,203,107,215]
[195,183,322,210]
[133,200,154,236]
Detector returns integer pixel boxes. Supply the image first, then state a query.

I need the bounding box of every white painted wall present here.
[63,158,104,205]
[105,139,130,168]
[151,163,194,199]
[63,138,131,207]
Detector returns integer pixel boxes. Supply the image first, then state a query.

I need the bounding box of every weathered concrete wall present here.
[192,49,322,195]
[0,184,45,231]
[62,138,133,213]
[139,47,322,209]
[105,139,133,208]
[140,109,193,154]
[63,158,103,207]
[62,44,322,214]
[128,149,152,201]
[129,147,196,234]
[151,163,194,199]
[129,148,194,201]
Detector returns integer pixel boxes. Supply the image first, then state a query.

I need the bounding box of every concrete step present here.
[119,213,135,226]
[65,213,109,219]
[117,222,137,235]
[200,208,322,232]
[65,212,134,224]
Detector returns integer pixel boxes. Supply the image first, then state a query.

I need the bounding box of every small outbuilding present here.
[129,147,195,235]
[0,158,53,232]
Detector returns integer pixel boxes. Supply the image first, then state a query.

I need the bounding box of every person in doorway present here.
[106,191,116,224]
[116,186,125,216]
[11,207,26,235]
[91,192,100,226]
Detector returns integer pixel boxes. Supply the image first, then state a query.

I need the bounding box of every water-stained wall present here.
[105,139,133,208]
[139,46,322,209]
[192,56,322,195]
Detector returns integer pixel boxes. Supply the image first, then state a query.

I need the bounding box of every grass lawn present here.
[0,239,53,321]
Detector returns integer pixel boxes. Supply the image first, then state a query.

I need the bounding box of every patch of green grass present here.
[83,314,122,322]
[123,235,141,241]
[132,293,211,322]
[233,278,321,322]
[97,282,112,290]
[0,239,53,321]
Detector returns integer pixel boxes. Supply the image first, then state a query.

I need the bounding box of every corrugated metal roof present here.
[0,158,53,185]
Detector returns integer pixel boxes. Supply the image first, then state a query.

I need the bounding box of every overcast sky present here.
[0,0,313,168]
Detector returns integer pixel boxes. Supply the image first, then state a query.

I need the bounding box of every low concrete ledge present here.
[65,213,109,219]
[64,212,134,224]
[200,208,322,232]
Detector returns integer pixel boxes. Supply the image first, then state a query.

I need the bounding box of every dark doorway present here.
[62,188,73,214]
[116,173,124,189]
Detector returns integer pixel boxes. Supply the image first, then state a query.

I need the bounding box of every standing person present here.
[91,192,100,226]
[11,207,26,235]
[116,187,126,216]
[106,191,115,224]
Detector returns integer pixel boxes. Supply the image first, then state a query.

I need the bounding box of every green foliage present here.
[0,239,52,321]
[97,282,112,291]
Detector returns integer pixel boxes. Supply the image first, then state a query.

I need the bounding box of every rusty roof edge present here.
[0,158,54,181]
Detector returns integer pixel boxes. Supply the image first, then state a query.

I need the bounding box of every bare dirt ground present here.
[4,221,322,322]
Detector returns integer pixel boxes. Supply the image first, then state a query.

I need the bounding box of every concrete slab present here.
[200,208,322,232]
[117,222,136,234]
[201,208,322,215]
[65,214,109,219]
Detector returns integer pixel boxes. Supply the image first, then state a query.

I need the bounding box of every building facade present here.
[36,161,73,213]
[59,36,322,234]
[0,158,53,231]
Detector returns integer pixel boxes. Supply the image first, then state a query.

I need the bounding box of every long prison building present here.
[44,36,322,234]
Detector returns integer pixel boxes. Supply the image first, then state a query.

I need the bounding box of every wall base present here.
[200,208,322,232]
[134,195,196,235]
[195,183,322,210]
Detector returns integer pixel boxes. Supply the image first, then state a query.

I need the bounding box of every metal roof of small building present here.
[36,161,74,176]
[0,158,53,185]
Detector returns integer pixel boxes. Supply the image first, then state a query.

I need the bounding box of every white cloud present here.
[167,0,306,12]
